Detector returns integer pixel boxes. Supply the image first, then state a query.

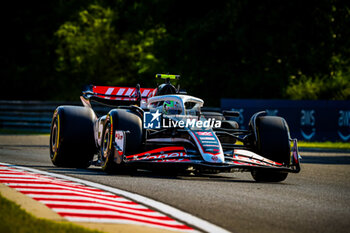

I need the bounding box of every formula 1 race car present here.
[50,74,301,182]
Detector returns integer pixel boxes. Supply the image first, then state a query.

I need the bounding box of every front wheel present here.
[250,116,291,182]
[100,109,143,174]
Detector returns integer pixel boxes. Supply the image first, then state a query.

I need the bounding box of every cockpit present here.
[147,95,204,117]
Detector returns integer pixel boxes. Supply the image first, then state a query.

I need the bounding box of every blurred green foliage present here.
[287,52,350,100]
[55,4,166,92]
[1,0,349,104]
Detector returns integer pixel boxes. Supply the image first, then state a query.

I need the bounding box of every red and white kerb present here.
[0,164,194,232]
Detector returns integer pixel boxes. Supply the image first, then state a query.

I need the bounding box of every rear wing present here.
[82,85,156,106]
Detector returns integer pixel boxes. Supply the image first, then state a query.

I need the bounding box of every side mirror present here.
[222,110,240,118]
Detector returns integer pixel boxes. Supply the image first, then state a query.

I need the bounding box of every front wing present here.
[120,141,301,173]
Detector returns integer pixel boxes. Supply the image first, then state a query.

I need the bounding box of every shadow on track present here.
[14,164,292,184]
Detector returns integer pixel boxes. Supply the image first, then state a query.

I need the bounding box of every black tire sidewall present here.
[49,106,96,168]
[109,109,143,154]
[100,118,117,172]
[251,116,291,182]
[100,109,142,173]
[256,116,291,165]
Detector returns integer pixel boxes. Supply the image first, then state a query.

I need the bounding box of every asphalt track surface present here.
[0,135,349,233]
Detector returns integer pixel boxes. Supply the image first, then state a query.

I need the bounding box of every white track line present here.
[0,162,231,233]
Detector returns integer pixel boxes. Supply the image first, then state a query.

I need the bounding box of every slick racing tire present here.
[50,106,96,168]
[251,116,290,182]
[100,109,142,174]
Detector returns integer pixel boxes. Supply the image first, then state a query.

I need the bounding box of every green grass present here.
[0,194,102,233]
[298,141,350,150]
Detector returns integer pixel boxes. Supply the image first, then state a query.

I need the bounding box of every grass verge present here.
[298,141,350,150]
[0,193,102,233]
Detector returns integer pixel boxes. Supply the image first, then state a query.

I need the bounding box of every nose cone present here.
[189,130,225,163]
[201,151,225,163]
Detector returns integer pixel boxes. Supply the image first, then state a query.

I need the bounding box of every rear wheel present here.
[251,116,291,182]
[50,106,96,168]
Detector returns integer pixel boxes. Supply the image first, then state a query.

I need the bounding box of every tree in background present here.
[1,0,349,104]
[146,0,350,103]
[286,55,350,100]
[286,3,350,100]
[55,4,166,94]
[0,1,94,100]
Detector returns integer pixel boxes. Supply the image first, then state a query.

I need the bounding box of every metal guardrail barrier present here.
[0,100,113,133]
[0,101,75,133]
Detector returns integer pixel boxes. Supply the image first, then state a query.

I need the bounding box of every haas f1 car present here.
[50,74,301,182]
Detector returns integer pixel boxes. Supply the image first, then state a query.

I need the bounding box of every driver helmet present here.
[155,83,177,96]
[163,100,182,115]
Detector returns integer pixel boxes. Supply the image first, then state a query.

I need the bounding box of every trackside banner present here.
[221,99,350,142]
